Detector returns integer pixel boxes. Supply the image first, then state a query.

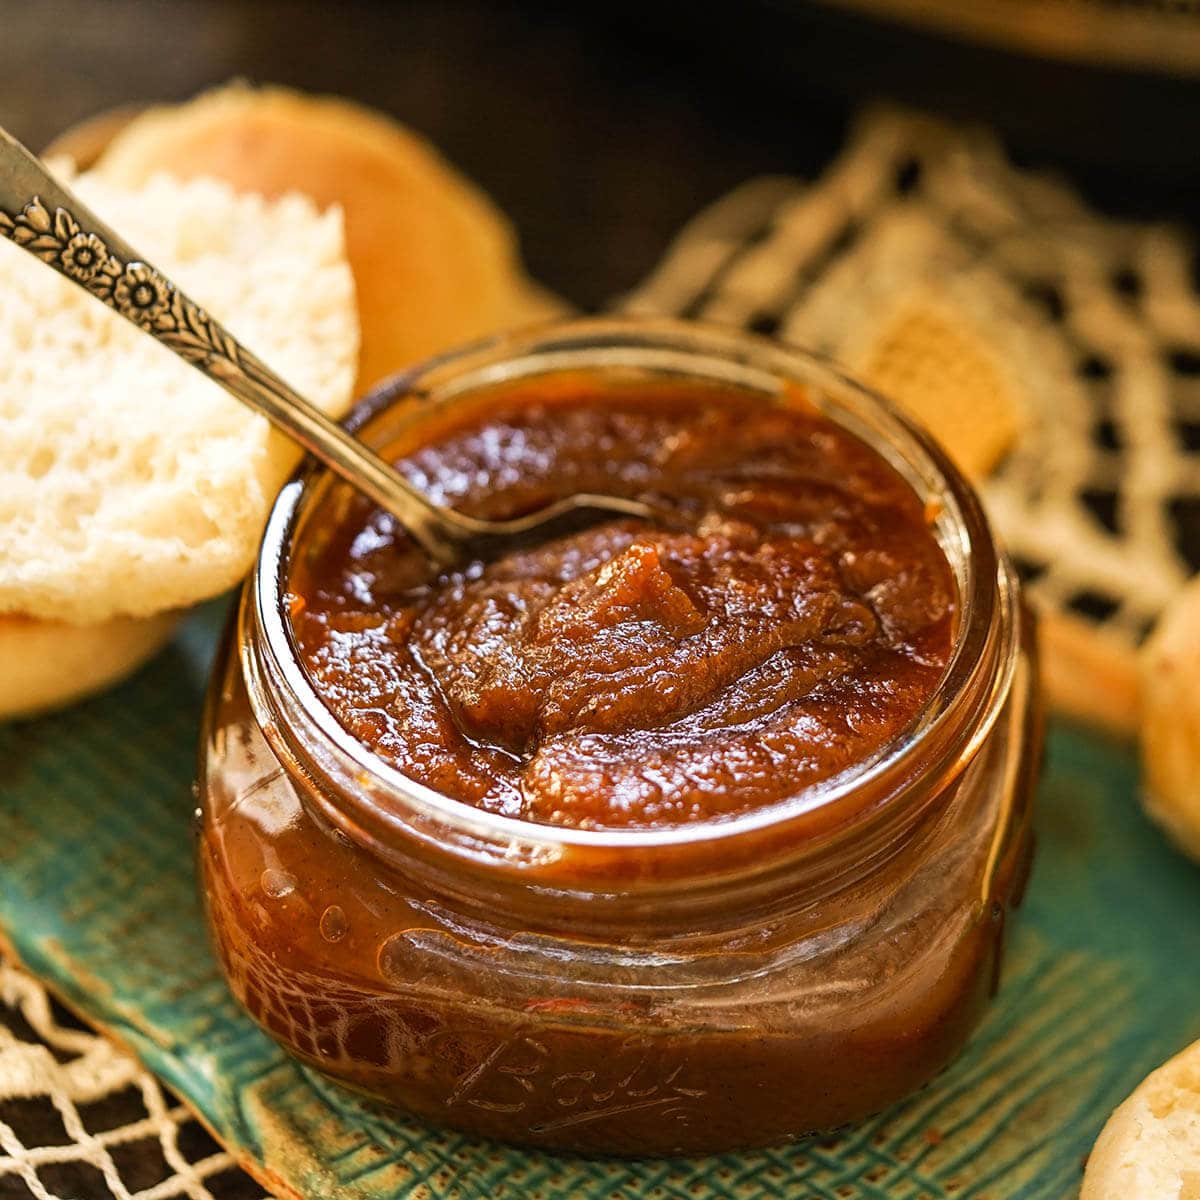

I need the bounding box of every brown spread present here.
[290,380,955,829]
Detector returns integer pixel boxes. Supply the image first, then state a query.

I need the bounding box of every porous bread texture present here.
[1082,1038,1200,1199]
[93,83,561,391]
[0,167,358,624]
[1140,574,1200,862]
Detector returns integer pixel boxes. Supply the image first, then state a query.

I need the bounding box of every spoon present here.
[0,124,661,566]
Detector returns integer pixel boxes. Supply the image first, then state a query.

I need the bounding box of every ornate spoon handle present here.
[0,123,475,564]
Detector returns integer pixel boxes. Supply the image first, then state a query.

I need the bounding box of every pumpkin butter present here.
[290,382,955,830]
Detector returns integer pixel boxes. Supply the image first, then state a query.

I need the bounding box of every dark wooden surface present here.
[0,4,1195,1197]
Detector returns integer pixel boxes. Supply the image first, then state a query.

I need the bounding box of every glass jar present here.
[198,318,1040,1156]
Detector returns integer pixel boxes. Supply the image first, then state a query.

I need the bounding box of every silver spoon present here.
[0,125,661,566]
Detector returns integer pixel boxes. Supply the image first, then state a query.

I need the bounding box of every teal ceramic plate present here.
[2,600,1199,1199]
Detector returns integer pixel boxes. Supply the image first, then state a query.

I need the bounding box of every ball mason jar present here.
[197,318,1041,1156]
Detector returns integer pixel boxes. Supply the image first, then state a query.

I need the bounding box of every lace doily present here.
[0,958,266,1200]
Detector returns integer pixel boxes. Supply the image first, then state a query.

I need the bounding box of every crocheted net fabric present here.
[625,106,1200,647]
[0,959,266,1199]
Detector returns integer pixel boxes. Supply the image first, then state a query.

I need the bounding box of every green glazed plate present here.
[2,600,1199,1199]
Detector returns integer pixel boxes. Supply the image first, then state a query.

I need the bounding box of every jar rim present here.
[249,316,1017,870]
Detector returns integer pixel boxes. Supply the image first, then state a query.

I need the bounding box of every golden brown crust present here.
[0,612,179,719]
[42,104,145,169]
[93,84,561,391]
[1139,576,1200,860]
[856,296,1026,481]
[1038,608,1140,740]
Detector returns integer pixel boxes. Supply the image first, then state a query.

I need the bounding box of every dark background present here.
[1,0,1196,313]
[0,3,1196,1196]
